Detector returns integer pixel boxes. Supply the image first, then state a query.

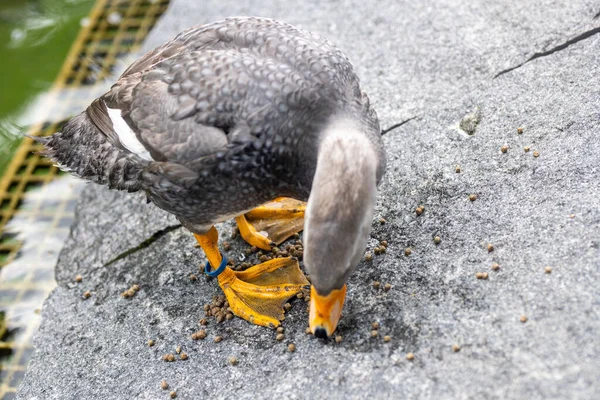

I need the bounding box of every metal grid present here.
[0,1,169,397]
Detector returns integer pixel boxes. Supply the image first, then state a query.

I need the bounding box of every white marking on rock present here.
[106,107,154,161]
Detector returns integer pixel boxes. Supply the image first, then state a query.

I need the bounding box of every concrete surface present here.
[18,0,600,399]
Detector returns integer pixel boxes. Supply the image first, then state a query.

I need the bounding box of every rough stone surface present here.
[18,1,600,399]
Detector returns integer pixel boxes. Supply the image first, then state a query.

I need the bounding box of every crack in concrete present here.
[381,116,418,136]
[494,25,600,78]
[104,224,182,266]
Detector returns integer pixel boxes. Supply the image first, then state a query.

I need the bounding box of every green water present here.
[0,0,94,176]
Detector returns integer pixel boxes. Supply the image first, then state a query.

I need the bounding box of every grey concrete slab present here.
[18,1,600,399]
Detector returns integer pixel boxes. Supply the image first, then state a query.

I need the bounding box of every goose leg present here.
[194,226,309,328]
[236,197,306,251]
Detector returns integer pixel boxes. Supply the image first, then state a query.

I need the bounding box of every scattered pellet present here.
[306,327,312,334]
[487,243,494,252]
[372,281,381,290]
[83,291,91,299]
[132,284,140,292]
[287,343,296,352]
[384,283,392,292]
[283,303,292,312]
[434,236,441,245]
[335,335,343,343]
[406,352,415,361]
[163,353,175,362]
[524,146,530,153]
[75,275,82,283]
[475,272,484,279]
[469,194,478,202]
[452,344,461,352]
[276,333,285,341]
[482,272,489,279]
[180,352,188,360]
[380,240,388,248]
[277,327,284,334]
[191,330,206,340]
[371,322,380,330]
[517,127,523,134]
[500,145,508,153]
[370,330,379,338]
[520,315,528,323]
[379,217,386,224]
[189,274,198,281]
[161,380,169,390]
[228,356,239,366]
[225,313,234,320]
[415,206,424,216]
[175,346,181,354]
[147,339,155,347]
[383,335,391,343]
[223,241,231,251]
[455,165,461,173]
[545,266,552,274]
[404,248,412,256]
[491,262,500,271]
[199,318,208,326]
[214,336,223,343]
[569,214,575,219]
[296,292,304,299]
[170,391,177,399]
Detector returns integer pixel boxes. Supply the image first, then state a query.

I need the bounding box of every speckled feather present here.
[41,17,383,233]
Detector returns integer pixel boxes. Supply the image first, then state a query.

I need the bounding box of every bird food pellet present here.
[406,352,415,361]
[199,318,208,326]
[469,194,478,202]
[520,315,528,323]
[170,391,177,398]
[214,336,223,343]
[379,217,386,224]
[380,240,388,248]
[163,354,175,362]
[277,327,284,334]
[161,380,169,390]
[189,274,198,281]
[372,281,381,290]
[404,248,412,256]
[83,291,91,299]
[434,236,441,244]
[455,165,461,173]
[491,263,500,271]
[180,352,188,360]
[476,272,484,279]
[501,145,508,153]
[371,330,379,338]
[229,356,239,365]
[533,151,540,158]
[524,146,530,152]
[306,327,312,334]
[371,322,380,330]
[545,266,552,274]
[175,346,181,354]
[284,303,292,312]
[75,275,82,283]
[276,333,285,341]
[335,335,343,343]
[517,127,523,134]
[365,252,373,262]
[383,335,391,342]
[147,339,155,347]
[288,343,296,352]
[384,283,392,292]
[415,206,424,216]
[452,344,461,352]
[487,243,494,252]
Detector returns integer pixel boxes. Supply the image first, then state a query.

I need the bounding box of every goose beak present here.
[309,285,347,338]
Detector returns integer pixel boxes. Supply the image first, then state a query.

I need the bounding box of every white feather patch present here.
[106,107,154,161]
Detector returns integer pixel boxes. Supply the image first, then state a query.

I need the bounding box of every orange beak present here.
[309,285,347,338]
